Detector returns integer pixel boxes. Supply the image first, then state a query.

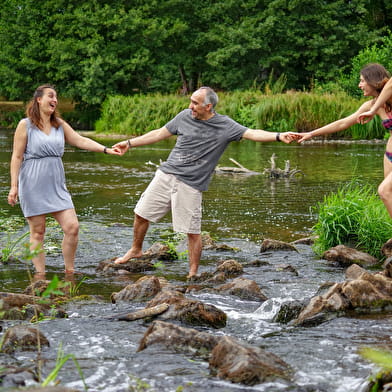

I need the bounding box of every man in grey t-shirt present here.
[112,87,300,277]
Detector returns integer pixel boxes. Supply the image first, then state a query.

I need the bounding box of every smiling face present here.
[358,75,378,97]
[189,89,214,120]
[37,88,58,115]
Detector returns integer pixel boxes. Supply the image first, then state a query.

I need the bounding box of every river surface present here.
[0,128,390,391]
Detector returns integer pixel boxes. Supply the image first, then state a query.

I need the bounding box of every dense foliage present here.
[312,182,392,258]
[0,0,391,107]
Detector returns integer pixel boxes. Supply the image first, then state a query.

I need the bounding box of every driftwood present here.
[104,303,170,321]
[215,158,259,175]
[263,154,303,178]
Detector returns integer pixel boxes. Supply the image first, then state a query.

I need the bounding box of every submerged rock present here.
[137,320,220,357]
[260,239,298,253]
[0,292,66,321]
[209,336,292,385]
[138,321,292,386]
[1,325,49,354]
[215,277,268,301]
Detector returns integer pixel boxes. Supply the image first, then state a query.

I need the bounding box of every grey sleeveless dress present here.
[18,118,74,217]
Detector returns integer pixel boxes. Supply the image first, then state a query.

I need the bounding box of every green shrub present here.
[312,181,392,258]
[338,30,392,99]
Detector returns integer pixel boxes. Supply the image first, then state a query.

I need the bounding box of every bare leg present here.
[52,209,79,272]
[187,233,202,278]
[26,215,46,274]
[115,214,149,264]
[379,156,392,218]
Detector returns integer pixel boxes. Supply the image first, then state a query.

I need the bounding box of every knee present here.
[378,183,391,201]
[64,221,79,237]
[30,228,45,242]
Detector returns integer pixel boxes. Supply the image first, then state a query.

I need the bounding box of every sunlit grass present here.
[312,181,392,258]
[95,90,383,138]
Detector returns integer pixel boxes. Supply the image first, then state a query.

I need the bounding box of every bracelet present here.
[276,132,281,142]
[103,147,108,154]
[127,139,132,148]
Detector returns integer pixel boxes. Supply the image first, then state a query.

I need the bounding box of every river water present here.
[0,129,391,391]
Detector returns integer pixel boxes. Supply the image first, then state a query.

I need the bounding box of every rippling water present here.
[0,129,390,391]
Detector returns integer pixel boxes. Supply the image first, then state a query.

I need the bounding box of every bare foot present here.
[114,249,143,264]
[33,272,46,281]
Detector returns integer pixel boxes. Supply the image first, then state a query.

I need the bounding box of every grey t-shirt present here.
[159,109,247,191]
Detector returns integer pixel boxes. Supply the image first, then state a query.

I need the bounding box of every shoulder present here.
[358,100,374,112]
[16,118,28,132]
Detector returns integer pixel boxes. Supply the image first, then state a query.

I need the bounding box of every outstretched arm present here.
[358,78,392,124]
[298,100,373,143]
[62,121,121,155]
[112,127,173,155]
[242,129,301,144]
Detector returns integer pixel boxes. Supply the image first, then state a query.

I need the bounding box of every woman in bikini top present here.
[297,63,392,219]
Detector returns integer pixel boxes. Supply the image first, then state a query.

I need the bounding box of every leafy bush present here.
[312,181,392,258]
[338,31,392,98]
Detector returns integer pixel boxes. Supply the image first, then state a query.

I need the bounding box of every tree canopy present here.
[0,0,391,105]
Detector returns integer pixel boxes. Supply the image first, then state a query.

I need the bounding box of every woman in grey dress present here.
[7,84,121,276]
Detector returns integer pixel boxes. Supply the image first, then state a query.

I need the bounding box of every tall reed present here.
[96,90,384,138]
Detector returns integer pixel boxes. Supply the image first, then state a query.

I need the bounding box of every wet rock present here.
[107,303,170,321]
[111,276,163,303]
[362,370,392,392]
[96,257,155,274]
[0,354,36,388]
[137,320,220,358]
[245,259,270,267]
[177,233,238,253]
[1,369,36,388]
[383,257,392,278]
[146,290,227,328]
[293,264,392,326]
[214,259,243,277]
[322,245,378,267]
[203,272,227,285]
[209,336,292,385]
[0,325,49,354]
[186,271,214,283]
[215,277,268,301]
[10,387,80,392]
[291,236,317,245]
[260,239,298,253]
[97,242,177,274]
[143,242,177,260]
[0,292,66,321]
[381,238,392,257]
[0,292,42,309]
[273,300,306,324]
[275,263,299,275]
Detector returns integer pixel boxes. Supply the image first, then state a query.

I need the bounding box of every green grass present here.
[312,181,392,258]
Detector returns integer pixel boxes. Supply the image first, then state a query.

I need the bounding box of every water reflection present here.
[0,129,384,244]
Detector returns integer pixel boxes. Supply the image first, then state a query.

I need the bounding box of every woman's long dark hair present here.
[360,63,392,113]
[26,84,61,129]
